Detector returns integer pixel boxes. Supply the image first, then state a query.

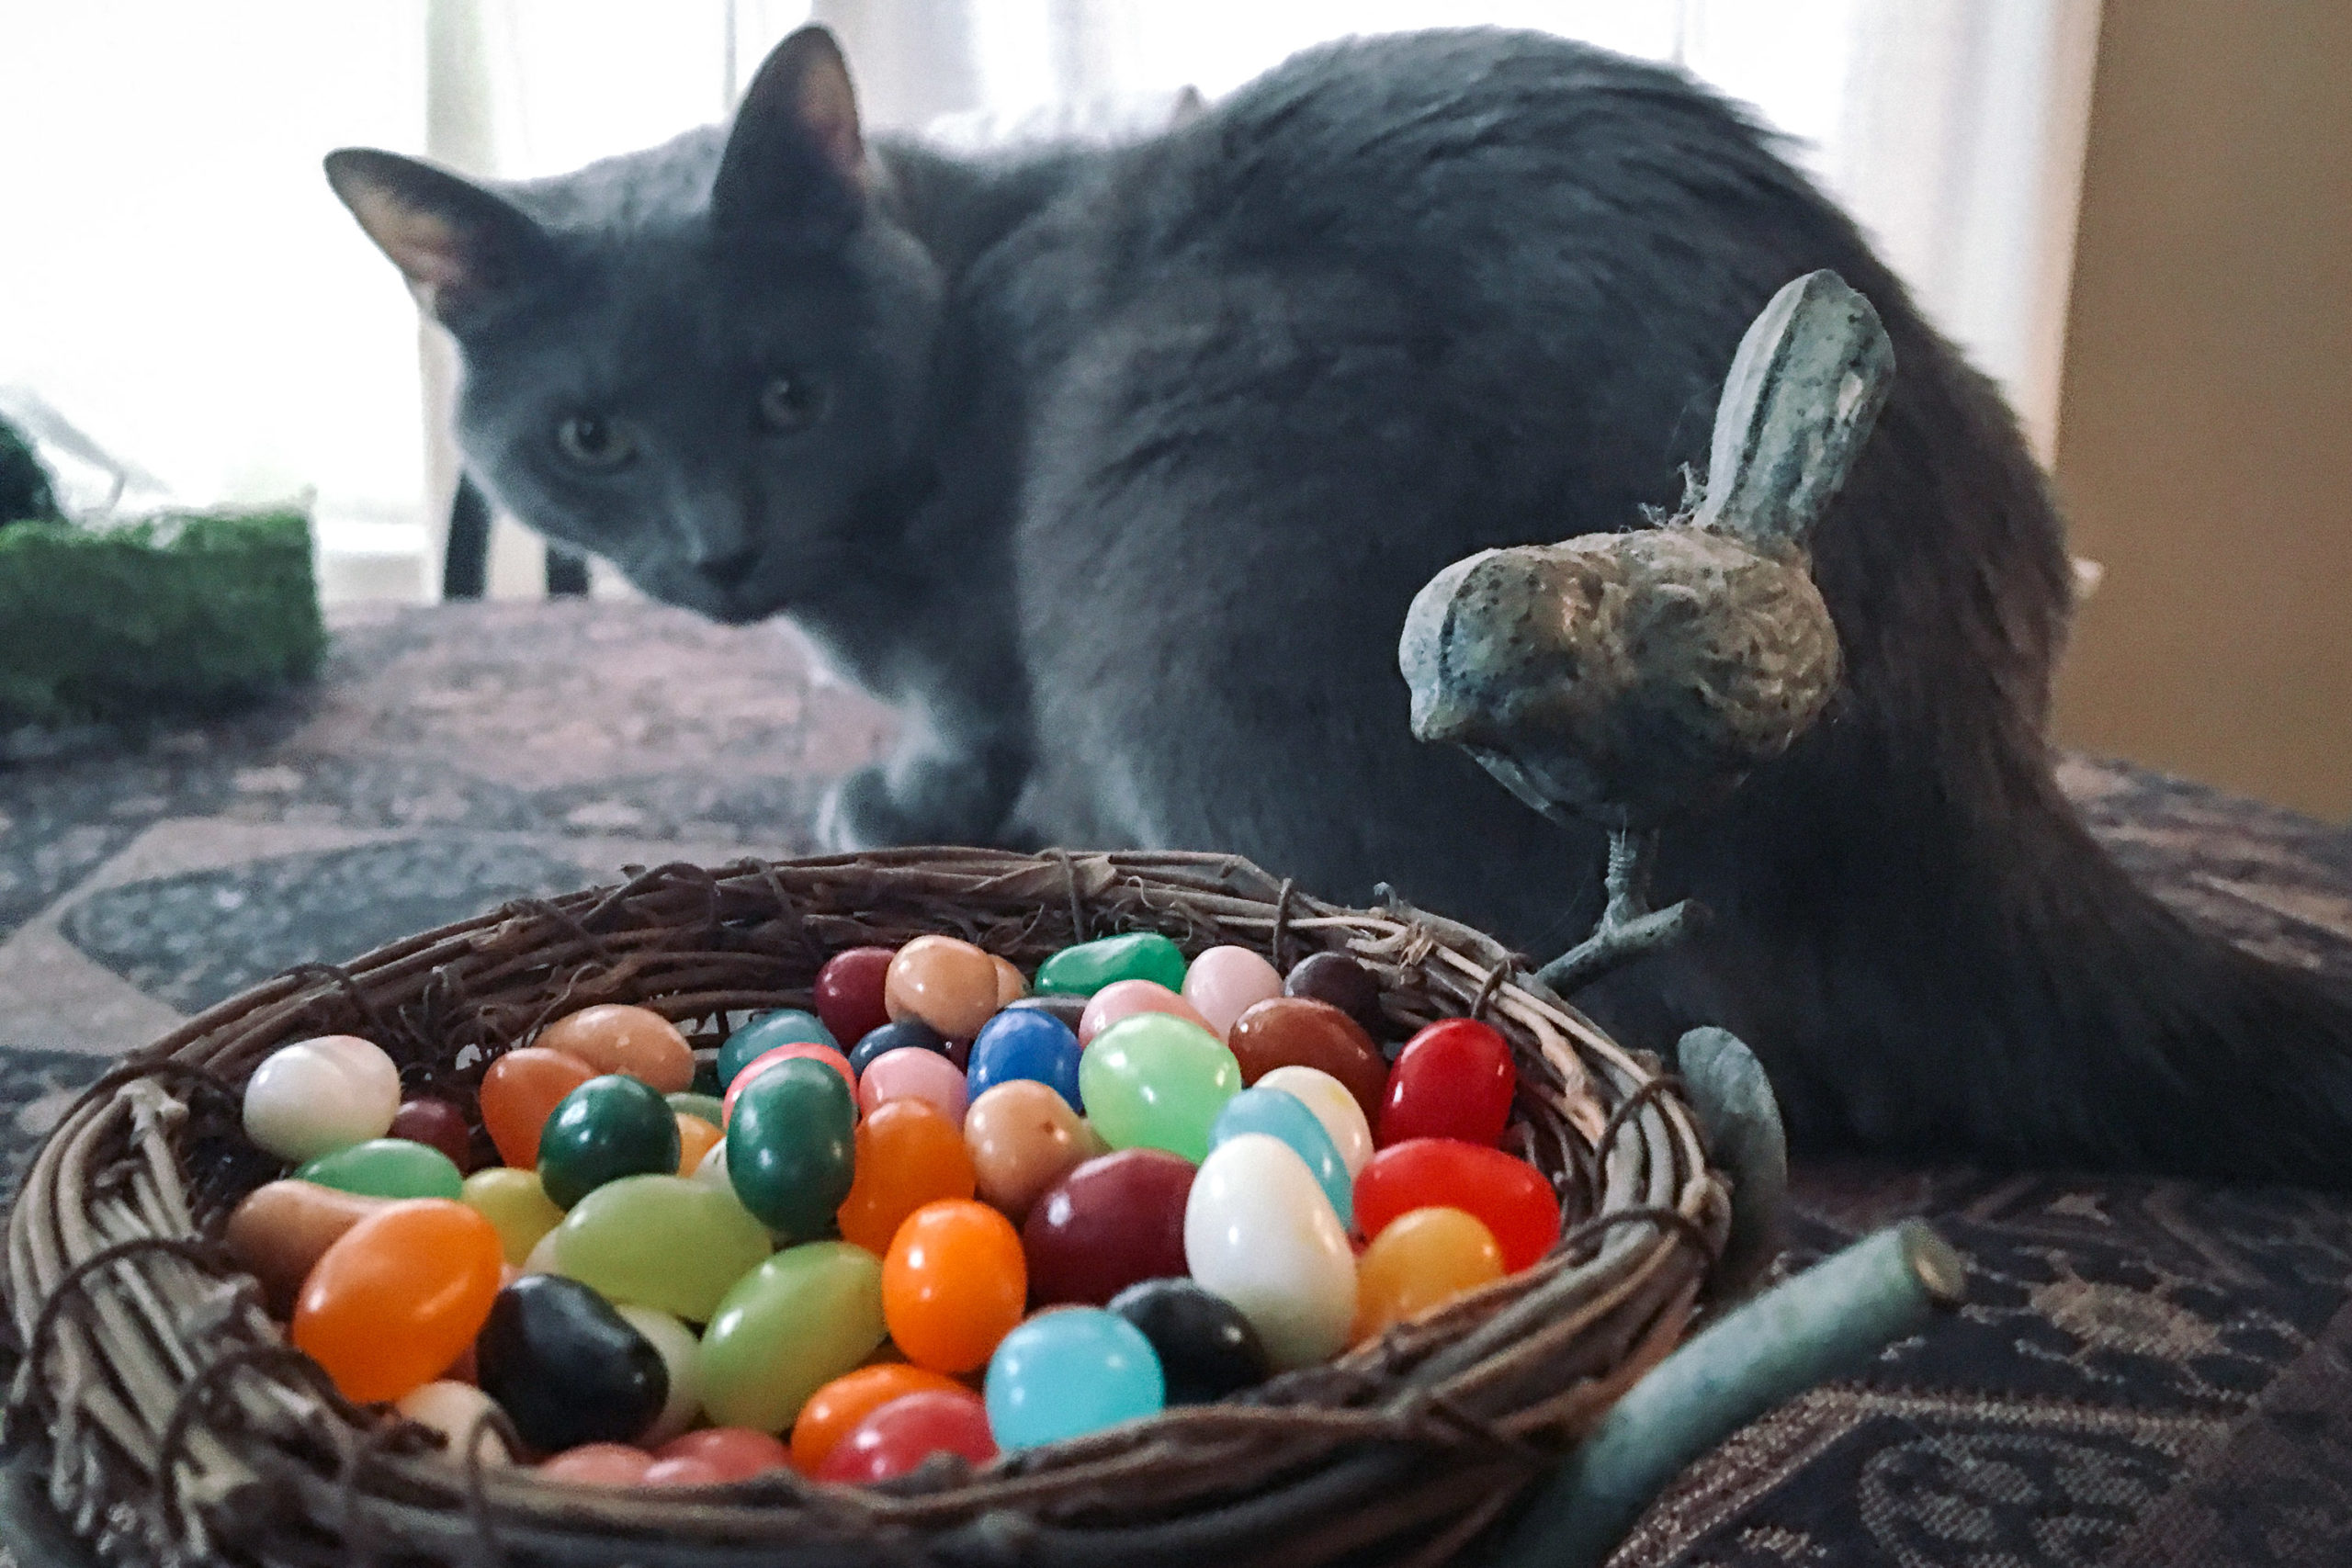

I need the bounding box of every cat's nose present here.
[695,547,762,589]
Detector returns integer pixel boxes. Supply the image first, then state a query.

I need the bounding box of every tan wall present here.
[2050,0,2352,819]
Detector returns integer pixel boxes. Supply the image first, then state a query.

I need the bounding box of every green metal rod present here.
[1487,1220,1965,1568]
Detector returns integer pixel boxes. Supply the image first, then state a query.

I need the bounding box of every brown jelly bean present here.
[390,1096,476,1174]
[1227,998,1389,1127]
[1283,952,1385,1036]
[225,1179,396,1314]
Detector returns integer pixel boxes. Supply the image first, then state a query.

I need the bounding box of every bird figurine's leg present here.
[1534,827,1711,995]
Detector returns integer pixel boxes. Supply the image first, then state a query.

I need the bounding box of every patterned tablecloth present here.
[2,601,2348,1567]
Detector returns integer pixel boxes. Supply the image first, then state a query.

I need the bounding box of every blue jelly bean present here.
[847,1018,947,1076]
[966,1008,1083,1111]
[1209,1087,1352,1227]
[984,1307,1164,1450]
[718,1010,837,1088]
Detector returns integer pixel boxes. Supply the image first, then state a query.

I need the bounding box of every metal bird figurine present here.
[1399,269,1894,992]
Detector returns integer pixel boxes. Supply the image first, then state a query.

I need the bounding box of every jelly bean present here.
[1180,945,1283,1040]
[857,1046,968,1125]
[666,1090,726,1128]
[814,946,897,1048]
[1077,979,1215,1048]
[675,1111,723,1176]
[1078,1013,1239,1163]
[537,1004,696,1093]
[1379,1018,1517,1148]
[722,1041,858,1122]
[557,1173,773,1321]
[964,1081,1104,1223]
[538,1444,654,1485]
[1256,1066,1375,1178]
[522,1227,564,1277]
[224,1179,391,1314]
[718,1010,838,1089]
[642,1454,728,1487]
[477,1274,668,1453]
[688,1137,730,1190]
[479,1048,594,1168]
[847,1021,943,1077]
[242,1035,401,1161]
[296,1138,465,1201]
[984,1308,1165,1450]
[1034,931,1186,998]
[1208,1088,1352,1228]
[459,1167,565,1266]
[1351,1207,1506,1344]
[883,1200,1026,1373]
[885,936,1002,1041]
[791,1363,971,1473]
[819,1389,997,1483]
[1354,1139,1561,1272]
[728,1058,858,1240]
[655,1427,794,1482]
[1003,994,1087,1032]
[537,1075,683,1209]
[1107,1279,1270,1404]
[615,1304,704,1446]
[700,1242,888,1433]
[837,1100,977,1255]
[967,1008,1083,1108]
[1227,998,1387,1126]
[992,955,1028,1008]
[389,1096,475,1173]
[1283,952,1385,1034]
[293,1199,504,1404]
[1183,1134,1354,1370]
[1023,1148,1193,1306]
[394,1381,515,1466]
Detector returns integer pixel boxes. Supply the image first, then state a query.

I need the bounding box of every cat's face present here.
[328,27,934,623]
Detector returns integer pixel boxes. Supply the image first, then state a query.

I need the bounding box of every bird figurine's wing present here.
[1691,269,1895,548]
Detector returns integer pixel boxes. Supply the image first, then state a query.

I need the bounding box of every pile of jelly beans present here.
[228,931,1566,1488]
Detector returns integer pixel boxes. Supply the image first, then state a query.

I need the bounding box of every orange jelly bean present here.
[291,1199,505,1404]
[480,1048,595,1168]
[675,1112,723,1177]
[536,1005,696,1093]
[837,1100,977,1255]
[789,1362,969,1472]
[882,1200,1026,1373]
[1349,1206,1505,1346]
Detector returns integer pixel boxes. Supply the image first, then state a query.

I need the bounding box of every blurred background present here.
[0,0,2343,816]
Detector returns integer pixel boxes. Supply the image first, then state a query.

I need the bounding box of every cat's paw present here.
[817,766,916,852]
[819,761,1012,851]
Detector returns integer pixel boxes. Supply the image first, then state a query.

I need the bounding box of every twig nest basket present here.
[5,849,1726,1567]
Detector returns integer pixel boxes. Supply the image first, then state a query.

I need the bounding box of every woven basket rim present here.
[4,846,1724,1568]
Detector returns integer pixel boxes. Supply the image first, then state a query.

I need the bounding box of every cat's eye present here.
[759,374,829,433]
[555,414,638,470]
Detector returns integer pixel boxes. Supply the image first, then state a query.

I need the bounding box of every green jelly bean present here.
[698,1242,886,1433]
[665,1091,727,1128]
[538,1075,681,1210]
[295,1138,463,1201]
[555,1174,774,1323]
[1078,1013,1242,1164]
[1034,932,1188,998]
[725,1057,855,1241]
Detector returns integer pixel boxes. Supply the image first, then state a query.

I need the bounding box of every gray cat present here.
[328,26,2352,1182]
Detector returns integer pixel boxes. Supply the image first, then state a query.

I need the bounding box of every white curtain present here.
[0,0,2096,601]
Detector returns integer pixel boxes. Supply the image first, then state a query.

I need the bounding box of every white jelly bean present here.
[615,1304,705,1447]
[1183,1133,1355,1370]
[394,1381,514,1466]
[1257,1066,1375,1178]
[241,1036,401,1161]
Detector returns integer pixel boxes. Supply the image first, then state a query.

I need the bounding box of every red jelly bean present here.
[1377,1019,1516,1147]
[1023,1149,1194,1306]
[641,1454,729,1487]
[538,1444,654,1485]
[390,1095,476,1173]
[816,946,898,1048]
[814,1389,996,1483]
[655,1427,795,1482]
[722,1042,859,1122]
[1353,1139,1561,1273]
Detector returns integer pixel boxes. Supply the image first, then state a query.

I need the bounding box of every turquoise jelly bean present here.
[984,1306,1165,1450]
[1209,1087,1353,1228]
[718,1010,837,1088]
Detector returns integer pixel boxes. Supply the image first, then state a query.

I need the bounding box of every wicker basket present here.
[4,848,1727,1567]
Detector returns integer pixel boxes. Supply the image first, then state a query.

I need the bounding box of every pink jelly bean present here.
[1079,979,1216,1047]
[857,1047,969,1126]
[723,1043,858,1123]
[1180,947,1285,1041]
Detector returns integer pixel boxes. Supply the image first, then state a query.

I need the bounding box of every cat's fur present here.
[329,26,2352,1182]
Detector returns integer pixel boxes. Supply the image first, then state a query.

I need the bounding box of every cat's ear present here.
[324,149,551,327]
[712,25,865,239]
